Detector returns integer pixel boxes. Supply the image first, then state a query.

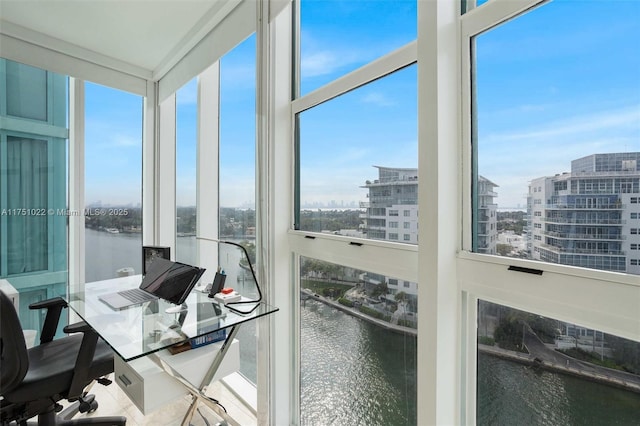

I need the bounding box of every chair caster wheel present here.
[79,399,99,413]
[78,394,98,413]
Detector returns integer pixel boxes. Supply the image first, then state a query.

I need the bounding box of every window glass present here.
[84,82,143,282]
[176,78,198,264]
[299,0,416,95]
[297,65,417,244]
[6,61,47,121]
[477,300,640,423]
[0,59,67,333]
[220,34,257,383]
[472,1,640,276]
[300,256,417,425]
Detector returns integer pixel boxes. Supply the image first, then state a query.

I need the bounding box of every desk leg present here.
[180,325,242,426]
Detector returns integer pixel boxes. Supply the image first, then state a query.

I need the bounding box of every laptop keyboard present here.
[118,288,156,303]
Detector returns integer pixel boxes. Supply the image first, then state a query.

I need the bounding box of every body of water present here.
[85,230,640,425]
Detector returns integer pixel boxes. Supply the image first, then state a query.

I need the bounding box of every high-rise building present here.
[361,166,419,244]
[475,176,499,255]
[528,152,640,274]
[361,166,499,298]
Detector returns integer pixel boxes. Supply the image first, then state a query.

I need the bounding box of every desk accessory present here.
[196,237,263,314]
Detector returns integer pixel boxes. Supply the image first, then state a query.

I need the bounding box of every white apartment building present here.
[361,166,419,297]
[361,166,499,297]
[476,176,499,255]
[528,153,640,274]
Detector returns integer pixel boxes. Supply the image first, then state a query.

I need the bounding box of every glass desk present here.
[67,276,278,425]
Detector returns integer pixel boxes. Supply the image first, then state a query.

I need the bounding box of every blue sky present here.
[84,0,639,210]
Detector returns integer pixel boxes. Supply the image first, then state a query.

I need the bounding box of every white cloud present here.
[112,134,140,147]
[361,92,396,107]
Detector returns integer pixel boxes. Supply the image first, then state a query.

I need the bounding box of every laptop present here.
[99,258,206,310]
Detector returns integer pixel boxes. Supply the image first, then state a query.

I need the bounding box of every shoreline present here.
[478,343,640,394]
[302,288,640,394]
[301,289,416,337]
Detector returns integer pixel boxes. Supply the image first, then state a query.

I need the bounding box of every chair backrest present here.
[0,289,29,395]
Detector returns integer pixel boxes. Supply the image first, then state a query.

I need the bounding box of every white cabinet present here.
[114,339,239,414]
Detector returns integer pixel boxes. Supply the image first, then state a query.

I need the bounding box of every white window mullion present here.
[265,1,295,425]
[196,62,220,284]
[157,93,177,255]
[68,77,84,293]
[417,0,461,424]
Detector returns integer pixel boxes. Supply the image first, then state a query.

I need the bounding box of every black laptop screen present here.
[141,258,205,305]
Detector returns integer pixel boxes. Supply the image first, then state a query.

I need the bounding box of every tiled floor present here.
[69,375,257,426]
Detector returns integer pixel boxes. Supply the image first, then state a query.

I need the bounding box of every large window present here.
[300,256,417,425]
[296,65,418,240]
[463,1,640,424]
[0,59,68,331]
[471,0,640,276]
[84,82,143,282]
[293,2,418,423]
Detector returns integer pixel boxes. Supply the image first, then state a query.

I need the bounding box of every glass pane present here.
[176,78,197,264]
[6,60,47,121]
[477,300,640,424]
[84,82,143,282]
[297,65,418,245]
[0,59,68,334]
[299,0,416,95]
[220,34,258,383]
[300,256,417,425]
[472,1,640,275]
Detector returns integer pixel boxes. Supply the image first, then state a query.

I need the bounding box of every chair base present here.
[2,399,126,426]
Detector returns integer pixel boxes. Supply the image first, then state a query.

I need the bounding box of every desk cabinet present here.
[114,339,239,414]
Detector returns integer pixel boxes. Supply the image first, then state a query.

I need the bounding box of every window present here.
[404,222,410,229]
[296,66,417,237]
[300,256,417,425]
[404,210,410,216]
[389,233,398,240]
[389,221,398,228]
[471,0,640,278]
[403,234,410,241]
[0,59,68,331]
[84,82,143,282]
[465,1,640,424]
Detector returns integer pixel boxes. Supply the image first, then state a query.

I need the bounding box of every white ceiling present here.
[0,0,233,78]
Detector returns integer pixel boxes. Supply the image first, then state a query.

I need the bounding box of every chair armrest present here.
[66,325,101,400]
[63,321,92,334]
[29,297,67,344]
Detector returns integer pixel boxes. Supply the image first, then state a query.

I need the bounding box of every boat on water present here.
[105,228,120,234]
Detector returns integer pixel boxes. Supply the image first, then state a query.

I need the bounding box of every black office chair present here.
[0,290,126,425]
